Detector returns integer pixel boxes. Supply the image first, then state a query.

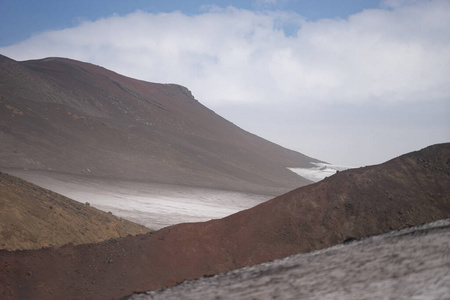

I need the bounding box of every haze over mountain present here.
[1,143,448,300]
[0,54,318,195]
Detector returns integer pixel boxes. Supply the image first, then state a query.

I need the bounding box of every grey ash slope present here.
[0,54,318,195]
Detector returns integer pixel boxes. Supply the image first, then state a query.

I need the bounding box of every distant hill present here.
[1,143,449,300]
[0,54,318,195]
[0,172,150,250]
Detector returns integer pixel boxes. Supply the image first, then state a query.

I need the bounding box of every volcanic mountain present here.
[1,143,449,300]
[0,54,317,195]
[0,172,150,251]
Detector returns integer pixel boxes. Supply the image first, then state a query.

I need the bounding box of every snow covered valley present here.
[3,162,352,230]
[2,169,270,230]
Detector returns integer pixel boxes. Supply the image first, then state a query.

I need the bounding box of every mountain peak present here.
[0,55,319,195]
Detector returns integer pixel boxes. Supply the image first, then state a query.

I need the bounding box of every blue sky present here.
[1,0,449,166]
[1,0,381,47]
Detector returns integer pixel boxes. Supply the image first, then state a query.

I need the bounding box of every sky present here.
[1,0,449,166]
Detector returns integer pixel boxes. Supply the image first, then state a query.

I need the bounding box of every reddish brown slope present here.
[1,144,449,300]
[0,172,150,251]
[0,54,316,195]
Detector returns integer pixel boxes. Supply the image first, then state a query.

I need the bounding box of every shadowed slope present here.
[1,144,449,300]
[0,54,316,195]
[0,172,150,250]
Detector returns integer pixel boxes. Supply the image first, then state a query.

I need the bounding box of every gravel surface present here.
[127,219,450,300]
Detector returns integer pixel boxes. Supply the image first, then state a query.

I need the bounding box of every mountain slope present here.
[0,172,150,250]
[0,54,317,195]
[1,143,449,300]
[126,219,450,300]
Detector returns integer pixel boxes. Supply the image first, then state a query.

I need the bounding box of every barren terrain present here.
[1,53,449,300]
[0,172,150,250]
[1,143,449,300]
[0,54,317,195]
[127,219,450,300]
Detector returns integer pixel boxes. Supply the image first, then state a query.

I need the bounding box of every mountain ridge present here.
[0,54,318,195]
[1,143,449,300]
[126,218,450,300]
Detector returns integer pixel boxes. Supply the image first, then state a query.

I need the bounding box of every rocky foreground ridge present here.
[127,219,450,300]
[1,143,449,300]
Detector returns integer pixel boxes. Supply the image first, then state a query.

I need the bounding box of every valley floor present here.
[1,169,270,230]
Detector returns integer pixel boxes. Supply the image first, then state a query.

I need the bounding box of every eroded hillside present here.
[0,172,150,250]
[1,144,449,300]
[0,54,317,195]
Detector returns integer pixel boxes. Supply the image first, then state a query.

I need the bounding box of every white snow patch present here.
[289,162,351,182]
[3,169,270,230]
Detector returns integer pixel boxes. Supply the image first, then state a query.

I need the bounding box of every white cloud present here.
[1,1,449,165]
[2,2,449,107]
[2,3,449,106]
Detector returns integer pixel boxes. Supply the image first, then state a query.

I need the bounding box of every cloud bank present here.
[1,0,449,165]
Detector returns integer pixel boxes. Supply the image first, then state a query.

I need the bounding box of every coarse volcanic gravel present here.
[126,218,450,300]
